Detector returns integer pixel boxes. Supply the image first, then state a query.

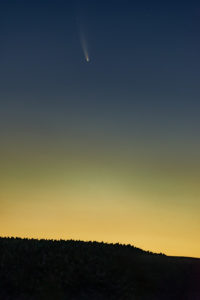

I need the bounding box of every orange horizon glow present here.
[1,140,200,258]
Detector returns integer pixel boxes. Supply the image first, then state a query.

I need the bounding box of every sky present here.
[0,0,200,257]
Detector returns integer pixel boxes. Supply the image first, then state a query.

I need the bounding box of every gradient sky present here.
[0,0,200,257]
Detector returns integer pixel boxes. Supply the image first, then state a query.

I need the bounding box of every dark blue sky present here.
[0,0,200,141]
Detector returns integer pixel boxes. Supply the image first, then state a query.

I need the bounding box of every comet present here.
[80,28,90,62]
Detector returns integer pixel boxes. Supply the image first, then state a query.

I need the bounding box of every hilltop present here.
[0,237,200,299]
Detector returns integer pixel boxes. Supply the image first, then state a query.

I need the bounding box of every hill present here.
[0,237,200,299]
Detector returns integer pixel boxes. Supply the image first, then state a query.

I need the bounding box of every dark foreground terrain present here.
[0,237,200,299]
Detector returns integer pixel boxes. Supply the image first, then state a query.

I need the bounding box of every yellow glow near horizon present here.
[0,142,200,258]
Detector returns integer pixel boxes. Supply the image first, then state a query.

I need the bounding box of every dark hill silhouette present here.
[0,237,200,299]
